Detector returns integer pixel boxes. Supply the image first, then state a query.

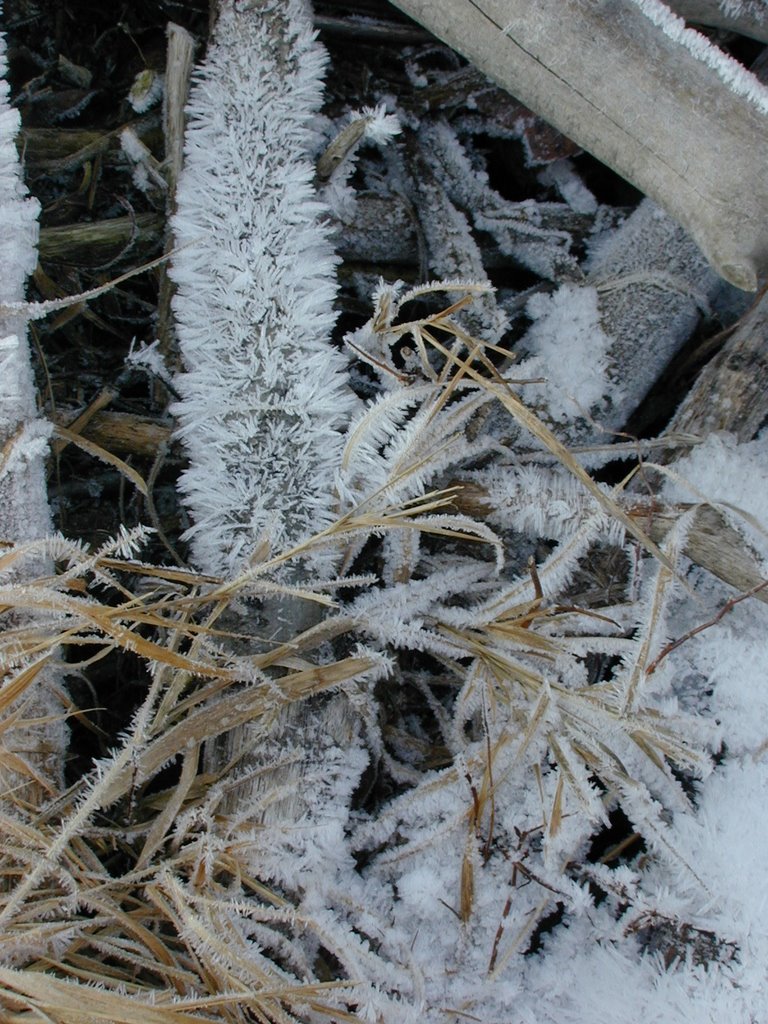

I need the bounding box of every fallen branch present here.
[390,0,768,289]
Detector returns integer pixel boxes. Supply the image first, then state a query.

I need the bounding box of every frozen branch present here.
[170,0,358,578]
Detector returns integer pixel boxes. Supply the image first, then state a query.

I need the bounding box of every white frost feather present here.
[170,0,358,576]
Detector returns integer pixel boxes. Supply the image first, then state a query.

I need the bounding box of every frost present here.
[127,68,164,113]
[522,283,613,424]
[0,23,63,800]
[422,120,581,282]
[632,0,768,114]
[125,338,172,384]
[538,158,598,215]
[169,0,359,577]
[662,431,768,525]
[39,3,768,1018]
[360,103,401,145]
[0,33,50,546]
[583,199,723,437]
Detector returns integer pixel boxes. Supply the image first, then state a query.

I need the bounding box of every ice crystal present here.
[170,0,358,577]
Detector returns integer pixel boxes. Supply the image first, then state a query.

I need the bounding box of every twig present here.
[646,578,768,674]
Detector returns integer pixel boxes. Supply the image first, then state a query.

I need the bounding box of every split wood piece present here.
[163,24,195,197]
[669,0,768,42]
[624,288,768,601]
[52,408,171,458]
[666,287,768,442]
[390,0,768,290]
[585,199,723,440]
[38,213,163,267]
[632,501,768,606]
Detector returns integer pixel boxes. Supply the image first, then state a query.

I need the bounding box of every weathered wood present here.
[18,127,103,164]
[635,502,768,604]
[163,24,195,200]
[629,289,768,599]
[389,0,768,290]
[52,408,171,458]
[18,115,161,172]
[38,213,164,266]
[156,23,196,381]
[667,289,768,442]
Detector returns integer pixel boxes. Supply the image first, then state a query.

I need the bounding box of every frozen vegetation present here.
[2,1,768,1022]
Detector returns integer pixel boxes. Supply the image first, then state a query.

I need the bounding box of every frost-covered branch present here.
[170,0,358,579]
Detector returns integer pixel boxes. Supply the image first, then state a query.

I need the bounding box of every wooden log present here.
[53,408,171,458]
[632,289,768,600]
[17,127,103,164]
[18,114,161,172]
[635,501,768,604]
[389,0,768,290]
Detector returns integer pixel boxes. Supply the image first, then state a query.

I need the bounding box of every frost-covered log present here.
[517,200,731,443]
[667,288,768,442]
[0,29,64,803]
[390,0,768,290]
